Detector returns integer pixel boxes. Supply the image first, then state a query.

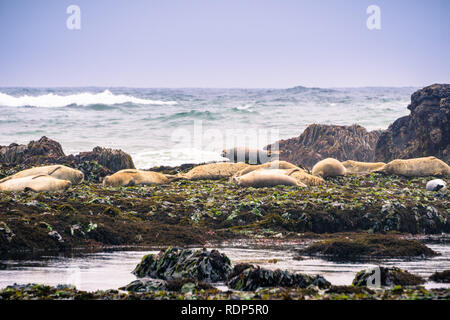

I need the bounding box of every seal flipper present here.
[24,187,38,193]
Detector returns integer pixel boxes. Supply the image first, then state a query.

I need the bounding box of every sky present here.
[0,0,449,88]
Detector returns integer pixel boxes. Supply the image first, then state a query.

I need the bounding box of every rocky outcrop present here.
[267,124,382,168]
[0,137,135,182]
[133,247,232,282]
[0,136,65,165]
[375,84,450,163]
[227,264,330,291]
[353,267,425,287]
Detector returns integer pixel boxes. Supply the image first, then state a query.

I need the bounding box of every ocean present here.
[0,87,416,169]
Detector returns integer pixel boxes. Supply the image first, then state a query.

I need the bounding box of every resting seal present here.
[342,160,386,174]
[0,175,72,192]
[231,161,324,186]
[375,156,450,177]
[426,179,447,192]
[0,165,84,185]
[221,147,274,164]
[234,168,306,187]
[103,169,177,187]
[180,162,249,180]
[312,158,346,178]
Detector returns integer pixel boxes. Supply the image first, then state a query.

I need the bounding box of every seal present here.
[103,169,176,187]
[231,161,325,186]
[181,162,249,180]
[0,175,72,192]
[221,147,273,164]
[312,158,346,178]
[342,160,386,174]
[426,179,447,191]
[376,156,450,177]
[0,165,84,185]
[234,168,306,187]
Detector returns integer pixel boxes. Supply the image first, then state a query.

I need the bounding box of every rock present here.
[297,234,438,260]
[266,124,381,168]
[132,247,232,282]
[429,270,450,283]
[0,136,65,165]
[353,266,425,287]
[120,279,168,292]
[426,179,447,191]
[74,147,135,173]
[226,264,330,291]
[375,84,450,163]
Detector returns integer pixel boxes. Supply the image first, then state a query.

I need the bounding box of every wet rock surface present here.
[375,84,450,163]
[226,263,330,291]
[132,247,232,282]
[353,267,426,287]
[0,172,449,253]
[266,124,381,168]
[0,137,65,165]
[1,283,449,300]
[297,234,438,260]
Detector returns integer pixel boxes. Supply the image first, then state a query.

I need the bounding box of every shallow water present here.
[0,243,449,292]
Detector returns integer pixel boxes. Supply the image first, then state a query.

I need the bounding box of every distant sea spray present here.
[0,87,416,168]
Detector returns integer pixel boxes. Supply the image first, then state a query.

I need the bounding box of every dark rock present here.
[375,84,450,163]
[297,234,438,260]
[120,279,168,292]
[267,124,381,168]
[226,264,330,291]
[74,147,135,173]
[0,136,65,165]
[429,270,450,283]
[353,266,425,287]
[132,247,232,282]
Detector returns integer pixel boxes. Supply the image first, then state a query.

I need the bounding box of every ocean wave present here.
[0,90,177,108]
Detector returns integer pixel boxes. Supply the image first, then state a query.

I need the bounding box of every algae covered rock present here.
[353,266,425,287]
[297,234,438,260]
[132,247,232,282]
[226,264,330,291]
[429,270,450,283]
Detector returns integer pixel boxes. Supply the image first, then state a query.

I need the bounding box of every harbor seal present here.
[375,157,450,177]
[234,168,306,187]
[342,160,386,174]
[103,169,175,187]
[221,147,274,164]
[312,158,346,178]
[231,161,324,186]
[180,162,249,180]
[426,179,447,191]
[0,165,84,185]
[0,175,72,192]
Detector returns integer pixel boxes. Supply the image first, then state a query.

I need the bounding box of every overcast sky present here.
[0,0,449,88]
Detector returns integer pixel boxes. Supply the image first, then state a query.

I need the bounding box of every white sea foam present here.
[0,90,177,108]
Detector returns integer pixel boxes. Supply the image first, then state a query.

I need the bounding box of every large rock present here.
[353,266,425,287]
[267,124,381,168]
[227,264,330,291]
[0,136,65,165]
[375,84,450,163]
[132,247,232,282]
[74,147,135,173]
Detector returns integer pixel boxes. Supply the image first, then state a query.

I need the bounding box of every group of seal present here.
[0,165,84,192]
[1,156,448,192]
